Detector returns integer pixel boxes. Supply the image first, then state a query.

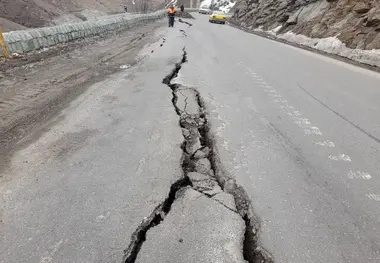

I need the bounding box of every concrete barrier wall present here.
[3,10,166,54]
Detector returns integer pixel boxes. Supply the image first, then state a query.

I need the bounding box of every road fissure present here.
[123,46,273,263]
[164,48,274,263]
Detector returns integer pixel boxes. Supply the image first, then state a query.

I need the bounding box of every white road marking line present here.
[293,117,311,125]
[347,170,372,179]
[328,154,351,162]
[236,63,359,169]
[366,194,380,201]
[268,93,282,98]
[280,105,295,110]
[304,127,323,135]
[293,110,302,117]
[242,64,325,138]
[316,140,335,147]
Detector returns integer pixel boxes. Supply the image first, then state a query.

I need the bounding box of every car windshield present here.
[212,11,224,15]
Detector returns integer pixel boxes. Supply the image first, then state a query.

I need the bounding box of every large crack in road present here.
[123,45,273,263]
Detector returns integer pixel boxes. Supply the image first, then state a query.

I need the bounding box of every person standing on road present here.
[167,5,177,27]
[180,4,184,16]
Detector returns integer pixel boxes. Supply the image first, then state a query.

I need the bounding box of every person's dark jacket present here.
[180,5,184,12]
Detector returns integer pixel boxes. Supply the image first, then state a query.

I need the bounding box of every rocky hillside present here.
[201,0,236,12]
[0,0,168,30]
[231,0,380,50]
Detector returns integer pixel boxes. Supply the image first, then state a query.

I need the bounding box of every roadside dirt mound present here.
[176,11,195,19]
[0,0,168,28]
[231,0,380,50]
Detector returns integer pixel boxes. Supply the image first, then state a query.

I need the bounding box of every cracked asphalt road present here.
[2,13,380,263]
[174,13,380,263]
[0,22,187,263]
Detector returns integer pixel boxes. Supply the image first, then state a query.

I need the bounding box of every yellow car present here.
[209,11,227,24]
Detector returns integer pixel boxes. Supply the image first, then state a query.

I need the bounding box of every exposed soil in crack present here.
[123,45,273,263]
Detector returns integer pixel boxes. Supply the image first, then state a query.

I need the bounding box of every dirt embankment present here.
[231,0,380,50]
[0,0,169,31]
[0,20,166,172]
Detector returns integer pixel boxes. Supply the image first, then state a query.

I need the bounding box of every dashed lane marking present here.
[328,154,352,162]
[237,61,378,206]
[366,194,380,201]
[316,140,335,147]
[347,170,372,180]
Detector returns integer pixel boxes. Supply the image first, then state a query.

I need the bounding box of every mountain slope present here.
[200,0,236,13]
[0,0,167,29]
[231,0,380,50]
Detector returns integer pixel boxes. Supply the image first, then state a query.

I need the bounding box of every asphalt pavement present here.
[174,13,380,263]
[0,24,187,263]
[2,13,380,263]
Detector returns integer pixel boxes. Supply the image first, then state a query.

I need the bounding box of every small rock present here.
[187,172,210,182]
[195,158,212,175]
[286,8,302,25]
[184,127,202,155]
[367,7,380,26]
[366,32,380,49]
[193,147,210,159]
[186,142,202,156]
[278,13,289,23]
[188,172,221,195]
[202,186,223,196]
[354,2,370,14]
[224,179,237,193]
[181,128,190,138]
[193,179,222,195]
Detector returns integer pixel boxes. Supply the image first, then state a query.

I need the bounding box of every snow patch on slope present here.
[166,0,177,7]
[278,32,380,68]
[200,0,235,13]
